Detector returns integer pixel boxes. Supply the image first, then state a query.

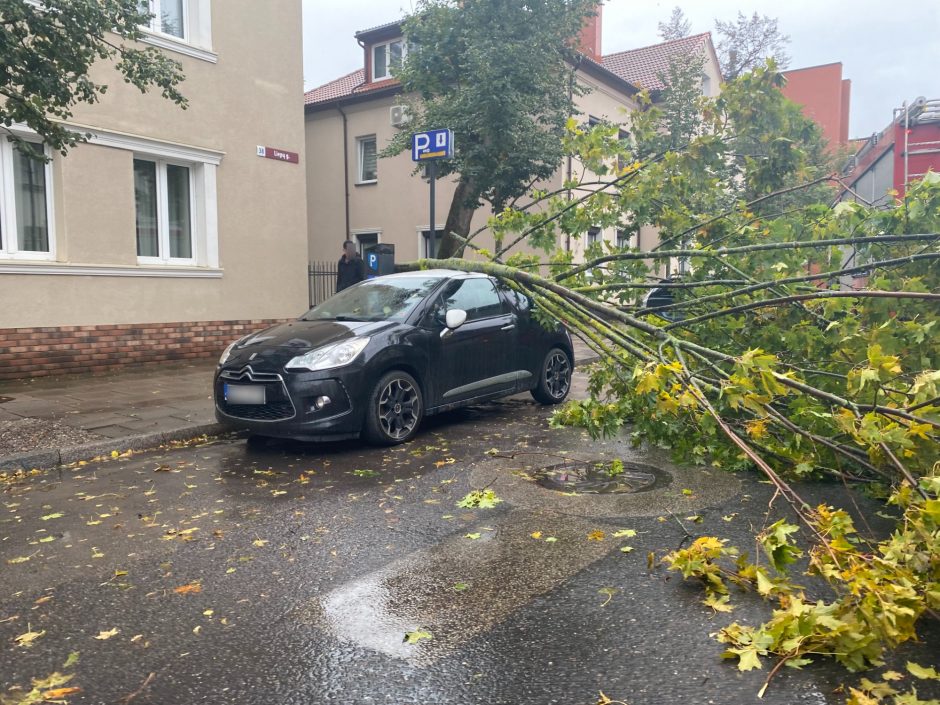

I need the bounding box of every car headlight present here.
[219,336,248,366]
[285,337,370,372]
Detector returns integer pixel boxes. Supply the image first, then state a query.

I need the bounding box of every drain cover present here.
[535,460,669,494]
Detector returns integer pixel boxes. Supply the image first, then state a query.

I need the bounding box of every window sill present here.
[0,262,223,278]
[355,180,378,187]
[139,30,218,64]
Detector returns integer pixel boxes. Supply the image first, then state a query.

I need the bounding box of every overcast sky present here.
[302,0,940,138]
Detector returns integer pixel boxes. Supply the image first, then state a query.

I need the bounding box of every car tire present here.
[531,347,572,405]
[363,370,424,445]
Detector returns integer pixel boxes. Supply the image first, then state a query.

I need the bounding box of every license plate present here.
[224,383,265,405]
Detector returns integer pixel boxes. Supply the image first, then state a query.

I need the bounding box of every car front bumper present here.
[213,362,370,441]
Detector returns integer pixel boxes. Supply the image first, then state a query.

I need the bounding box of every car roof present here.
[379,269,490,280]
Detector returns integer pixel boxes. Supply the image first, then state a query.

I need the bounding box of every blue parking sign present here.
[411,129,454,161]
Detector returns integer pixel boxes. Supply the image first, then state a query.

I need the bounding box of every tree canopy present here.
[384,0,600,258]
[715,11,790,80]
[0,0,187,158]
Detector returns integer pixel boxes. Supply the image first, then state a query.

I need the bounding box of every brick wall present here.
[0,319,289,381]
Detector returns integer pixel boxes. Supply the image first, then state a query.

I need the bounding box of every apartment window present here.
[0,140,54,259]
[354,232,379,255]
[616,229,631,249]
[587,227,601,247]
[139,0,186,39]
[421,229,444,258]
[134,158,194,263]
[357,137,377,183]
[372,39,404,81]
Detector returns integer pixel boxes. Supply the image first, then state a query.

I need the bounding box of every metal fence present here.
[308,261,337,308]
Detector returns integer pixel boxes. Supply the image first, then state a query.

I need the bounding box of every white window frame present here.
[139,0,188,41]
[138,0,216,63]
[372,38,405,81]
[77,127,222,269]
[417,226,444,258]
[135,156,198,266]
[357,136,378,184]
[0,136,56,262]
[351,230,381,256]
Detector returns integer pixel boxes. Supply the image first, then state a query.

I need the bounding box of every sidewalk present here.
[0,338,599,471]
[0,361,220,470]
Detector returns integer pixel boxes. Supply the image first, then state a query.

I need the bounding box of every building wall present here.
[781,63,849,147]
[0,1,308,377]
[305,73,641,267]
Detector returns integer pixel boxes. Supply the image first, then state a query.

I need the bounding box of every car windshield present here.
[301,276,445,322]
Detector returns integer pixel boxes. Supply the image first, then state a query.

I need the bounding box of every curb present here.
[0,422,227,472]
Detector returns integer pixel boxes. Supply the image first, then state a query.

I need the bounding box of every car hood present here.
[224,319,398,369]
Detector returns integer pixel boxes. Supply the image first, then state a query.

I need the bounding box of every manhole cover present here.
[534,460,669,494]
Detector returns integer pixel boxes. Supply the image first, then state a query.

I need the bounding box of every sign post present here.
[411,129,454,260]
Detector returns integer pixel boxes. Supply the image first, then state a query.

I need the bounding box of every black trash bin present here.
[364,243,395,278]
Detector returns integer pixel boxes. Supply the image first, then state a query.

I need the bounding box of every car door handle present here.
[500,323,516,331]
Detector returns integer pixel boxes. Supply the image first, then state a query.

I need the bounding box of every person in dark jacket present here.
[336,240,366,292]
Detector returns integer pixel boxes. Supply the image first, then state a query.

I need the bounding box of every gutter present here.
[337,104,351,239]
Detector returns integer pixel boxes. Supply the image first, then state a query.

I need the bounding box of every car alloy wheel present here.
[545,350,571,399]
[377,375,421,441]
[532,347,572,405]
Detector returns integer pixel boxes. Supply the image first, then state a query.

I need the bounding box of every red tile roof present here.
[602,33,712,92]
[304,68,403,107]
[304,69,365,105]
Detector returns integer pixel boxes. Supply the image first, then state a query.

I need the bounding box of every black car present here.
[214,270,574,445]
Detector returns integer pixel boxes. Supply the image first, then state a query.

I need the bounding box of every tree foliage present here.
[0,0,187,158]
[657,6,691,41]
[715,11,790,80]
[403,63,940,697]
[384,0,599,258]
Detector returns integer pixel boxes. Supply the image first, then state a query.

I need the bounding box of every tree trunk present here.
[436,176,478,259]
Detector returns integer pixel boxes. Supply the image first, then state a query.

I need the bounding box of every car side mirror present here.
[440,309,467,339]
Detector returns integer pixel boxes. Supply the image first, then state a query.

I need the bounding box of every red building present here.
[780,62,852,148]
[842,97,940,206]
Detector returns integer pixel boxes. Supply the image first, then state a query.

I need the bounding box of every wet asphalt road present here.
[1,396,937,705]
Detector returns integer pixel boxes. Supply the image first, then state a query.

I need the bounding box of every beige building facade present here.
[0,1,308,379]
[304,19,721,275]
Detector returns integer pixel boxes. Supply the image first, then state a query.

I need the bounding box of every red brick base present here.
[0,319,290,381]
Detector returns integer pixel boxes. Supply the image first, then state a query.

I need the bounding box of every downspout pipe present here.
[337,104,351,240]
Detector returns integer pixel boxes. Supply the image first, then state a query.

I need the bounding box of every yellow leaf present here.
[587,531,605,541]
[746,419,768,440]
[530,531,543,539]
[94,627,119,640]
[44,687,82,699]
[174,582,202,595]
[15,629,45,646]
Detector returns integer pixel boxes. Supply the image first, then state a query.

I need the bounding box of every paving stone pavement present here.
[0,338,598,470]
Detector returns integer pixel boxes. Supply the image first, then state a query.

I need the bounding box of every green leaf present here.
[457,489,503,509]
[907,662,940,680]
[403,630,433,644]
[612,529,636,538]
